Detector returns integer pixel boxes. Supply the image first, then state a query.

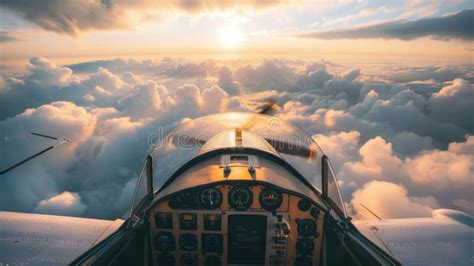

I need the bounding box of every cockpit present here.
[123,113,392,266]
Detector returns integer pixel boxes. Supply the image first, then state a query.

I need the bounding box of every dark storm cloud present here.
[0,0,125,36]
[296,9,474,41]
[0,0,285,36]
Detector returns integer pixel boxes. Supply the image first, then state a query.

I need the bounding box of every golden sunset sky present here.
[1,0,473,64]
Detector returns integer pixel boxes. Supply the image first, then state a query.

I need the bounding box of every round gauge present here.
[180,254,199,266]
[259,188,283,211]
[202,234,223,253]
[298,198,311,212]
[200,188,223,209]
[228,186,253,211]
[154,232,175,252]
[179,233,198,251]
[296,219,317,237]
[296,238,314,255]
[310,207,320,219]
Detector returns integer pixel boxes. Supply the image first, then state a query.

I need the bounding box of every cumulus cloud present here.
[0,0,286,36]
[0,56,473,219]
[295,9,474,41]
[312,131,360,170]
[27,57,74,86]
[341,137,404,182]
[351,181,435,219]
[336,135,473,217]
[34,191,86,216]
[427,78,474,131]
[405,136,474,189]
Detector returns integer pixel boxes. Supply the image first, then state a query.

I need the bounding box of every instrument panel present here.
[149,183,325,266]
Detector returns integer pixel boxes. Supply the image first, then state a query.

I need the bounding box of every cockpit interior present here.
[73,113,399,266]
[148,153,326,266]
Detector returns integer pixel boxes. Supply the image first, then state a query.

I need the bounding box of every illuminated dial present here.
[228,186,253,211]
[259,188,283,211]
[179,233,198,251]
[200,188,223,209]
[296,219,317,237]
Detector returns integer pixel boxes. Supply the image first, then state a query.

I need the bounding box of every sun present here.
[219,26,244,48]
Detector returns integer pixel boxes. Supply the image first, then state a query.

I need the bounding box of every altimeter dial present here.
[200,187,223,209]
[228,186,253,211]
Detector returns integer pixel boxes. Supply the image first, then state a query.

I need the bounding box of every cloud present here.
[168,63,209,79]
[119,81,164,119]
[0,0,286,36]
[82,67,125,92]
[351,181,435,219]
[217,66,241,95]
[389,67,466,83]
[341,137,404,182]
[334,134,473,217]
[0,31,19,42]
[235,60,299,91]
[295,9,474,41]
[427,78,474,132]
[312,131,360,170]
[201,85,229,113]
[34,191,86,216]
[0,0,126,36]
[27,57,74,86]
[0,56,473,219]
[405,136,474,189]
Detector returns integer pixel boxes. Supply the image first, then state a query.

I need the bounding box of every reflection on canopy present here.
[149,112,324,192]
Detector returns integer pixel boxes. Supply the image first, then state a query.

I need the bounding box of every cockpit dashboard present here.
[149,181,325,266]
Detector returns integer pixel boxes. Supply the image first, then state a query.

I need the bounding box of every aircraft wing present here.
[0,211,124,265]
[353,209,474,265]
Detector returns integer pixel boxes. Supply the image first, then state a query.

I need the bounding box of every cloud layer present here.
[0,0,285,36]
[0,56,473,219]
[296,9,474,41]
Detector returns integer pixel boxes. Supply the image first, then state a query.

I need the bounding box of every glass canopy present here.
[149,112,324,193]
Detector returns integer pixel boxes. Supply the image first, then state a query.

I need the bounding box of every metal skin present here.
[0,211,124,265]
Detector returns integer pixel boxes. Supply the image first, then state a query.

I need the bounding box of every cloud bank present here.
[0,56,473,220]
[296,9,474,41]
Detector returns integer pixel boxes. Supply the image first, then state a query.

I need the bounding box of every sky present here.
[1,0,473,63]
[0,1,473,220]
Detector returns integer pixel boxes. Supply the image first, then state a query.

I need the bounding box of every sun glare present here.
[219,26,244,48]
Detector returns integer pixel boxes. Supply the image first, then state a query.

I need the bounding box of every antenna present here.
[360,202,382,220]
[0,132,70,175]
